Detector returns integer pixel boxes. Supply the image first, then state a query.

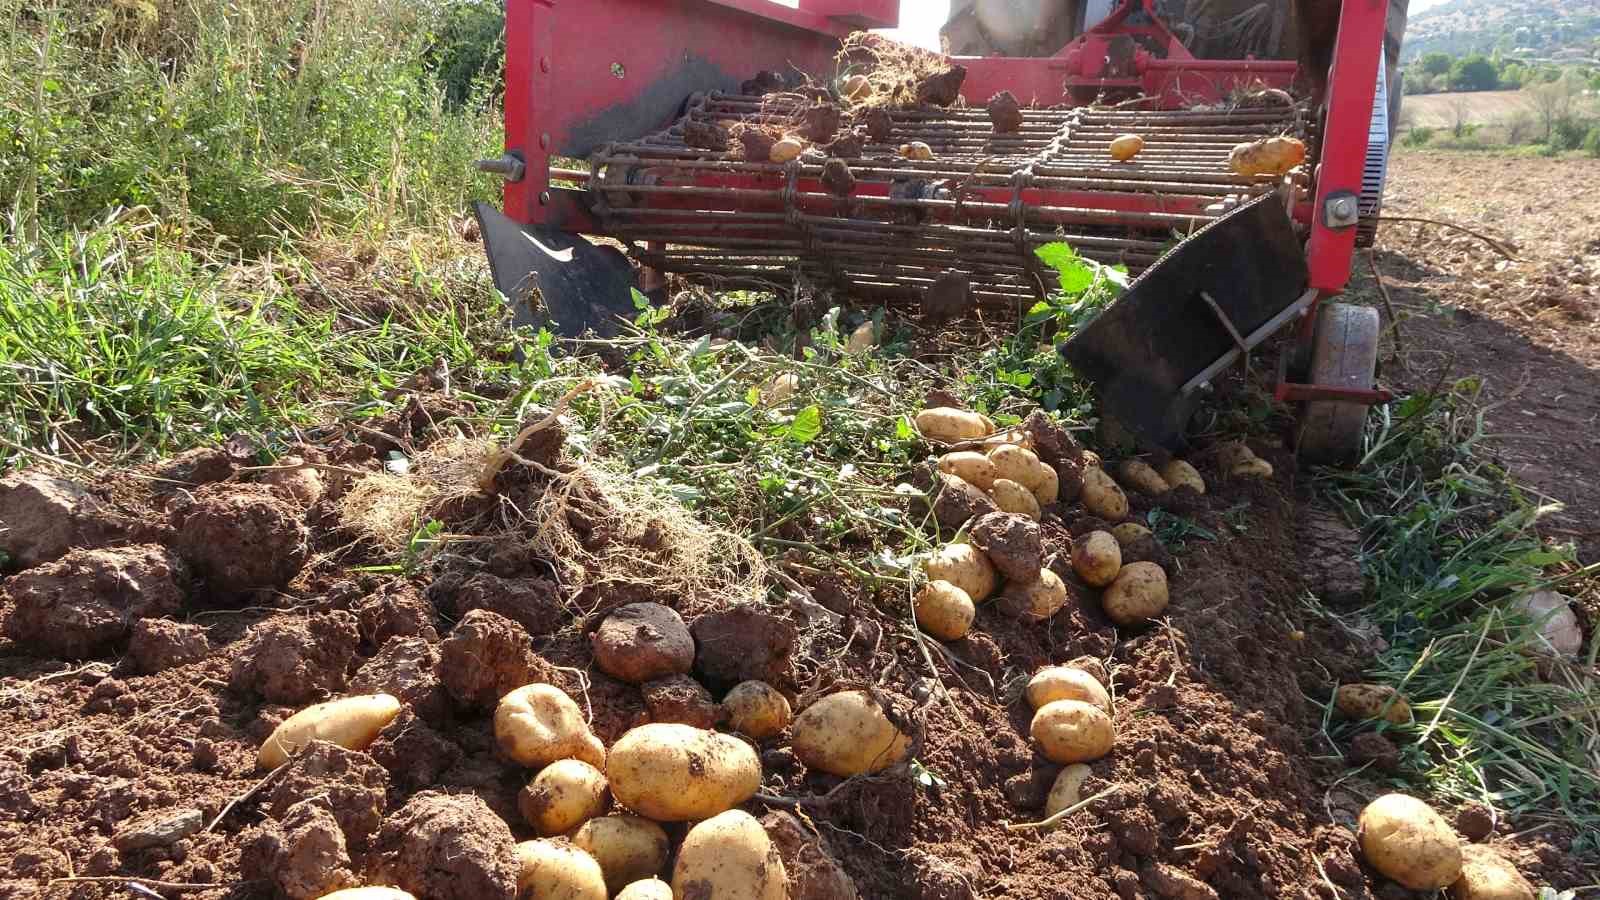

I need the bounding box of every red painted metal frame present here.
[1275,383,1393,404]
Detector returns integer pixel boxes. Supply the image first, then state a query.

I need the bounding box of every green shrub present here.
[1584,126,1600,159]
[1550,115,1593,152]
[1402,127,1435,147]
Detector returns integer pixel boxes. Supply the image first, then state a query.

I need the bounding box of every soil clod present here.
[437,609,554,709]
[172,483,309,593]
[691,605,797,689]
[591,601,695,684]
[369,791,520,900]
[230,611,360,704]
[2,544,188,658]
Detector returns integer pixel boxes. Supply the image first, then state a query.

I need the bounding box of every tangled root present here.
[836,32,955,109]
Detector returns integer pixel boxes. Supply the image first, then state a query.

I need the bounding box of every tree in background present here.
[1525,70,1587,143]
[1448,54,1499,92]
[1419,52,1454,77]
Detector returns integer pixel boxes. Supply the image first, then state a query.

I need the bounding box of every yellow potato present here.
[1081,466,1129,521]
[1228,135,1307,177]
[842,74,872,102]
[792,690,911,776]
[914,580,976,641]
[988,444,1049,491]
[1116,459,1170,495]
[1025,666,1111,713]
[1032,464,1060,505]
[1335,684,1411,725]
[845,320,876,354]
[671,810,787,900]
[1215,441,1256,469]
[606,723,761,821]
[900,141,935,161]
[1071,530,1122,588]
[1449,844,1535,900]
[991,477,1041,521]
[571,815,670,894]
[495,684,606,770]
[769,136,804,163]
[1081,450,1102,468]
[319,890,417,900]
[1358,793,1463,891]
[520,759,611,836]
[1231,458,1275,479]
[258,693,401,769]
[938,451,997,490]
[616,879,675,900]
[1110,522,1152,547]
[762,372,799,406]
[722,681,792,740]
[1109,134,1145,162]
[1160,460,1205,494]
[1101,561,1169,626]
[999,568,1069,623]
[514,839,608,900]
[1045,763,1093,816]
[915,407,994,443]
[1030,699,1114,764]
[925,543,997,602]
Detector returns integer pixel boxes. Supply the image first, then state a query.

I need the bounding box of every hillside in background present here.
[1402,0,1600,62]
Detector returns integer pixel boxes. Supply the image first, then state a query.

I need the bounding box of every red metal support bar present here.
[1274,383,1393,405]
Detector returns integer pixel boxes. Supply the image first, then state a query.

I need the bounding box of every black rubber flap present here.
[1060,193,1308,449]
[473,201,639,337]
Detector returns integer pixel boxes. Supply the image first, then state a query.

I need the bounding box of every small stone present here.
[112,808,204,852]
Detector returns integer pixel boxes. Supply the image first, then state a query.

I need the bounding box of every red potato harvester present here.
[472,0,1400,462]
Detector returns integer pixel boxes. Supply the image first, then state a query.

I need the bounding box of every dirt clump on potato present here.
[125,617,209,674]
[264,740,389,851]
[797,101,842,144]
[230,611,360,705]
[641,673,721,728]
[932,473,998,531]
[172,483,309,593]
[350,636,451,726]
[915,64,967,106]
[986,90,1023,134]
[1348,731,1401,773]
[762,809,861,900]
[591,602,695,684]
[2,544,188,658]
[240,802,357,900]
[438,609,556,709]
[691,605,797,689]
[970,512,1042,582]
[370,791,520,900]
[261,455,325,507]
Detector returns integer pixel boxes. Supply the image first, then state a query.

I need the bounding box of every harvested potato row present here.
[1071,530,1122,587]
[514,839,608,900]
[1116,459,1169,495]
[259,693,401,769]
[998,568,1069,623]
[1031,699,1114,764]
[1334,684,1411,725]
[1358,793,1463,891]
[1101,562,1169,626]
[938,451,996,490]
[988,445,1049,492]
[572,815,671,894]
[1110,522,1152,547]
[672,810,787,900]
[1026,666,1111,713]
[1161,460,1205,494]
[606,724,761,821]
[925,543,997,601]
[519,759,611,836]
[916,407,994,443]
[1217,441,1275,480]
[495,684,606,770]
[991,477,1041,520]
[792,690,912,776]
[1081,466,1128,521]
[914,580,976,640]
[722,681,792,740]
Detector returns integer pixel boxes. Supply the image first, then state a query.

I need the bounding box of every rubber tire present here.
[1299,303,1380,465]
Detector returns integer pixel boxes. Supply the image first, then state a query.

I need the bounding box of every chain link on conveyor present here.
[589,93,1309,317]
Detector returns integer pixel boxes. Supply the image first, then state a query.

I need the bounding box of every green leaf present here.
[895,415,914,441]
[1035,242,1094,294]
[631,287,650,310]
[789,405,823,443]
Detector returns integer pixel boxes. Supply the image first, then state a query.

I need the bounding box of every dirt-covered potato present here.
[519,759,611,836]
[988,445,1049,491]
[514,839,608,900]
[1110,522,1152,547]
[1160,460,1205,494]
[1335,684,1411,725]
[495,683,606,770]
[1030,699,1114,764]
[671,809,787,900]
[590,603,695,684]
[998,569,1069,623]
[931,473,997,530]
[1082,449,1102,468]
[1228,135,1306,177]
[319,889,417,900]
[1116,460,1170,495]
[722,681,792,740]
[1449,844,1535,900]
[1101,561,1169,626]
[843,74,872,101]
[1045,763,1093,815]
[762,372,799,406]
[1215,441,1256,469]
[1358,793,1464,890]
[845,320,876,354]
[258,693,401,769]
[616,879,674,900]
[991,477,1041,521]
[1032,463,1060,505]
[938,451,997,490]
[769,136,804,163]
[1026,665,1111,712]
[1232,458,1274,479]
[914,580,976,641]
[1081,466,1129,522]
[792,689,912,776]
[900,141,935,161]
[1071,530,1122,588]
[915,407,992,443]
[1109,134,1144,161]
[571,815,671,894]
[925,543,997,602]
[606,723,761,821]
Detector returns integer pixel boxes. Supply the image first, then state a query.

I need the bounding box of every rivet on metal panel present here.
[611,63,625,79]
[538,191,551,206]
[540,57,550,74]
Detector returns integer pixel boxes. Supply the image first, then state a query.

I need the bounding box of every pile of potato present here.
[1358,793,1534,898]
[1026,664,1115,767]
[936,442,1060,520]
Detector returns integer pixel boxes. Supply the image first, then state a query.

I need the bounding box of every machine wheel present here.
[1299,303,1380,465]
